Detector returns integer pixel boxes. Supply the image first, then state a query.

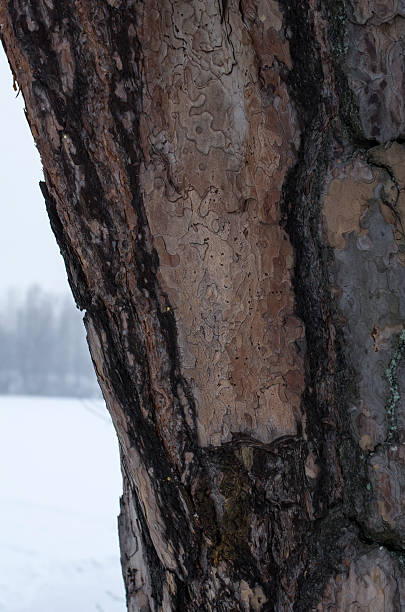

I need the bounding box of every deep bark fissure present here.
[278,0,401,607]
[278,4,352,607]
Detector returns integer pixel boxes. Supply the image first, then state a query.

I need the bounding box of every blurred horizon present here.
[0,48,99,400]
[0,284,100,399]
[0,46,124,612]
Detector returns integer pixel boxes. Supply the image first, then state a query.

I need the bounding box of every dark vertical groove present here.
[279,1,368,608]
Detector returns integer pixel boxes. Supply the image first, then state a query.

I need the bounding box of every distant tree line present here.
[0,286,100,398]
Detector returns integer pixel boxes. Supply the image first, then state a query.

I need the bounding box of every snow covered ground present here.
[0,395,126,611]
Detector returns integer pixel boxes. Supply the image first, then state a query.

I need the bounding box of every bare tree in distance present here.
[1,1,405,609]
[0,286,99,396]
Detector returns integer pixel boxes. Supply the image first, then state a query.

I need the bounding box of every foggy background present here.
[0,47,125,611]
[0,44,98,400]
[0,288,99,397]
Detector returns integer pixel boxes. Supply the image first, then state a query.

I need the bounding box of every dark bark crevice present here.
[278,0,374,607]
[40,180,93,310]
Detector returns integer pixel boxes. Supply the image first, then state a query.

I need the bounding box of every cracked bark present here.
[2,0,405,609]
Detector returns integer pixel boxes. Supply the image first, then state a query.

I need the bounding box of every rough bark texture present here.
[2,0,405,609]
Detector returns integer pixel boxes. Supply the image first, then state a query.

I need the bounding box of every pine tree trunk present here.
[2,1,405,609]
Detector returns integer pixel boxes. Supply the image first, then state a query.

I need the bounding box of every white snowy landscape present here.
[0,47,125,612]
[0,395,126,612]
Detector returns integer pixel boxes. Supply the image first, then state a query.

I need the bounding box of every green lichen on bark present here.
[212,449,251,568]
[326,0,380,145]
[327,0,348,59]
[385,328,405,443]
[326,0,366,143]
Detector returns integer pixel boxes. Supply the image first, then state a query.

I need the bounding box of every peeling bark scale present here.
[2,0,405,609]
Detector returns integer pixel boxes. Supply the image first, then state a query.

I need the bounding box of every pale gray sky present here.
[0,49,69,295]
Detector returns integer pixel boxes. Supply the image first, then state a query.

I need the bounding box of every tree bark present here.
[2,0,405,609]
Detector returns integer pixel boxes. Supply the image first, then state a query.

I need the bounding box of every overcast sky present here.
[0,49,69,296]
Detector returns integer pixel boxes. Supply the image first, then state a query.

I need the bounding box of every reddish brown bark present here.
[2,0,405,609]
